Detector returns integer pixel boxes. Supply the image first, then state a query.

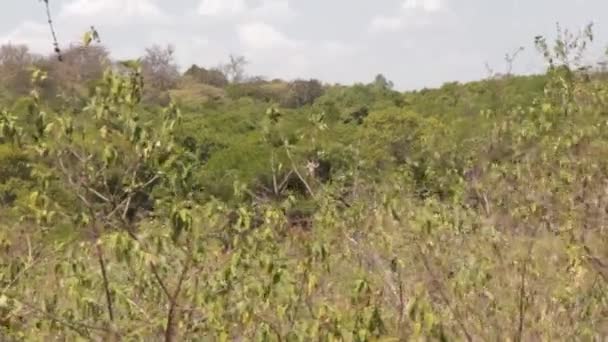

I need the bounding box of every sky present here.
[1,0,607,90]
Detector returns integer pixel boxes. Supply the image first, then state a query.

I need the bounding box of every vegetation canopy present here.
[0,4,606,341]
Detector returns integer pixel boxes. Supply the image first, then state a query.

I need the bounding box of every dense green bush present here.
[0,144,30,206]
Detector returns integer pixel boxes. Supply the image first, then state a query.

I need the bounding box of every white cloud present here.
[234,21,356,80]
[403,0,442,12]
[237,22,298,50]
[0,21,52,54]
[61,0,165,19]
[369,16,404,33]
[369,0,448,34]
[251,0,293,18]
[198,0,246,16]
[277,40,358,81]
[198,0,294,20]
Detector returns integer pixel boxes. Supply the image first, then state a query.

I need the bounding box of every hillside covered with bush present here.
[0,16,607,341]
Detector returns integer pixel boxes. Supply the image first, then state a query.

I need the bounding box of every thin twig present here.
[253,312,283,342]
[91,219,115,323]
[416,242,473,342]
[113,287,154,325]
[123,229,173,301]
[121,195,132,220]
[515,234,536,342]
[278,170,294,193]
[151,263,172,300]
[105,174,160,221]
[87,186,112,203]
[397,269,405,333]
[58,157,92,208]
[583,245,608,283]
[15,296,105,336]
[1,247,46,293]
[164,256,192,342]
[284,143,315,199]
[271,151,279,196]
[515,258,528,342]
[105,196,131,222]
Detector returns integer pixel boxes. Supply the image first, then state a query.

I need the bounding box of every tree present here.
[45,43,110,97]
[142,44,179,91]
[372,74,394,91]
[219,54,248,83]
[0,44,37,95]
[13,62,194,340]
[183,64,228,88]
[281,79,325,108]
[0,44,34,68]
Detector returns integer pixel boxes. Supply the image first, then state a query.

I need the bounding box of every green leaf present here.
[103,145,118,166]
[0,294,9,309]
[171,207,192,242]
[83,31,93,47]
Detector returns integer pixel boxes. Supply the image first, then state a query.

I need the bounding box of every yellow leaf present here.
[83,31,92,47]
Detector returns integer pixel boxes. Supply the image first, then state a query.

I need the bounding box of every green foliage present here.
[0,144,30,207]
[0,25,607,341]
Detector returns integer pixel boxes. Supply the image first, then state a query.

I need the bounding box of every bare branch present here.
[416,242,473,342]
[284,143,315,199]
[15,296,106,336]
[164,257,192,342]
